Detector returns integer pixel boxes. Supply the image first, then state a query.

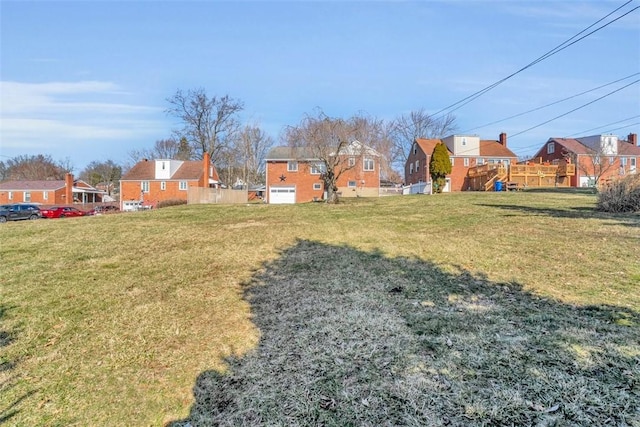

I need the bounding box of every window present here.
[477,158,484,165]
[462,138,467,146]
[413,144,417,155]
[409,164,414,174]
[547,142,555,154]
[348,181,357,188]
[161,161,166,170]
[621,157,628,166]
[363,158,374,171]
[348,157,356,167]
[287,161,298,172]
[313,183,322,190]
[609,157,615,164]
[160,181,166,191]
[141,181,149,193]
[310,163,324,174]
[24,191,31,202]
[415,160,419,171]
[450,158,455,166]
[179,181,188,191]
[463,158,469,167]
[8,191,12,200]
[43,191,48,201]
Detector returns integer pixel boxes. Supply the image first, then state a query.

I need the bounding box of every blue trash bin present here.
[494,181,503,192]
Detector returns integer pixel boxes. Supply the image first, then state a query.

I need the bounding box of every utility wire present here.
[604,122,640,134]
[566,115,640,136]
[462,73,640,133]
[510,79,639,138]
[431,0,638,119]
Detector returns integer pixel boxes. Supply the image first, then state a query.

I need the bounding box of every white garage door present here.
[269,186,296,204]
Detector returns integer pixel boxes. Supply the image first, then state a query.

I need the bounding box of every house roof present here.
[539,137,640,157]
[479,140,518,158]
[0,179,99,191]
[266,146,318,161]
[266,140,380,161]
[121,159,206,181]
[414,138,517,158]
[0,180,66,191]
[415,139,448,156]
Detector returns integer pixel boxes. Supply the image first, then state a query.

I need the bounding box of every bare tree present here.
[284,110,381,204]
[79,160,122,196]
[237,124,273,186]
[391,109,457,169]
[2,154,72,180]
[563,148,618,190]
[166,88,244,163]
[351,113,398,182]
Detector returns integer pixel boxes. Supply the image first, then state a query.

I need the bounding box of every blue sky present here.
[1,0,639,171]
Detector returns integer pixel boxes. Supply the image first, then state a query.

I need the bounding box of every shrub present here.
[596,174,640,213]
[156,199,187,209]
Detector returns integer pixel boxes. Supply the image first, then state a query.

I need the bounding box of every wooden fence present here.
[187,188,248,204]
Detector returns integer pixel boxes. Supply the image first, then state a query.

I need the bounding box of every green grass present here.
[1,191,638,425]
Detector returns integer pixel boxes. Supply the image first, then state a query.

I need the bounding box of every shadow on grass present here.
[168,240,640,426]
[0,304,24,425]
[476,203,640,227]
[523,187,597,195]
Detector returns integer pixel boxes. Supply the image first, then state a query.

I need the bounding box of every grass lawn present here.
[1,191,638,426]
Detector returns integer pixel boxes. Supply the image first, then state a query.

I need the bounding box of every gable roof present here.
[479,139,518,158]
[415,139,449,156]
[414,138,517,158]
[121,159,205,181]
[538,137,640,157]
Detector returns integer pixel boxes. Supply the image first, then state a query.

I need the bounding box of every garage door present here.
[269,186,296,204]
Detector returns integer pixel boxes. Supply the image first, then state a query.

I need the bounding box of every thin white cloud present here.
[0,80,169,155]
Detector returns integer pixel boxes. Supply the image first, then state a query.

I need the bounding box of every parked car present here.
[0,203,42,222]
[41,206,88,219]
[87,205,120,215]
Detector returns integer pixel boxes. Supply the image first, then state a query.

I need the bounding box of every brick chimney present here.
[202,152,210,187]
[499,132,507,146]
[65,173,73,203]
[628,133,638,146]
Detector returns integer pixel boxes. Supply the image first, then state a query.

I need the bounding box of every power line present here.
[462,73,640,133]
[510,79,639,138]
[431,0,638,119]
[566,115,640,136]
[604,122,640,134]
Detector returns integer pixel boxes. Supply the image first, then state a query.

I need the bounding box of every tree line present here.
[1,87,458,190]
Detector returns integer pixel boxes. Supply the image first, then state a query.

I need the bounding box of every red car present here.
[41,206,88,219]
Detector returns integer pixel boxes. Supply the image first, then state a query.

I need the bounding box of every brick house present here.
[265,141,381,204]
[0,173,104,205]
[405,133,518,192]
[532,133,639,187]
[119,153,220,209]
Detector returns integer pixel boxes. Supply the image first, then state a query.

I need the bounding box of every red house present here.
[0,173,104,205]
[532,133,639,187]
[265,141,381,204]
[405,133,518,192]
[119,153,220,210]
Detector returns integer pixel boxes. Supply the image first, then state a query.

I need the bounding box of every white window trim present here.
[348,180,357,188]
[450,158,455,166]
[547,142,555,154]
[160,181,166,191]
[363,158,374,171]
[141,181,150,193]
[179,181,188,191]
[348,157,356,167]
[8,191,13,200]
[24,191,31,202]
[463,158,470,167]
[43,191,48,201]
[287,161,298,172]
[310,163,322,175]
[410,164,414,174]
[313,183,322,190]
